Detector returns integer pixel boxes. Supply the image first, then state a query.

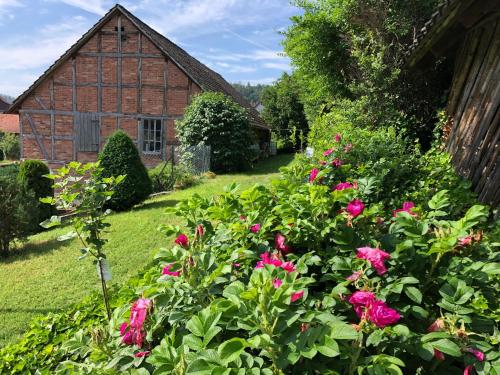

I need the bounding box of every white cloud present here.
[0,0,23,24]
[262,62,291,71]
[216,62,256,73]
[57,0,108,15]
[235,77,278,85]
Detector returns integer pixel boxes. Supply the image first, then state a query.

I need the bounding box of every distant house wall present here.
[18,14,201,169]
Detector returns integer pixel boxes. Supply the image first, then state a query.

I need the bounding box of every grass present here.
[0,154,294,347]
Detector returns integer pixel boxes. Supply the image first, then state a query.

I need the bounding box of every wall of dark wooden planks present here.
[446,16,500,208]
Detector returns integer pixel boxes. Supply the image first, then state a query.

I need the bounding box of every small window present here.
[141,119,163,155]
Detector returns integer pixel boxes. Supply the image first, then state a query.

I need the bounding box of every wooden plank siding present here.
[445,16,500,207]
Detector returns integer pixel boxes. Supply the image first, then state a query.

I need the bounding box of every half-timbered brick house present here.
[6,5,270,169]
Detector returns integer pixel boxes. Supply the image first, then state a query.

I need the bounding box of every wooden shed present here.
[407,0,500,208]
[6,5,270,169]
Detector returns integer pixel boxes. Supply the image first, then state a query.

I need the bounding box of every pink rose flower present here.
[348,291,376,307]
[434,349,445,361]
[344,143,353,153]
[162,263,181,277]
[347,271,362,281]
[134,351,151,358]
[195,224,204,238]
[255,252,282,269]
[458,236,472,246]
[392,201,417,217]
[323,148,335,157]
[356,247,391,275]
[367,300,400,328]
[464,365,474,375]
[174,234,189,248]
[346,199,365,217]
[291,290,304,302]
[332,158,343,167]
[120,298,152,347]
[250,223,261,233]
[335,182,354,191]
[465,348,485,362]
[309,168,319,183]
[273,278,283,288]
[427,318,445,332]
[281,261,296,273]
[335,133,341,142]
[275,233,291,254]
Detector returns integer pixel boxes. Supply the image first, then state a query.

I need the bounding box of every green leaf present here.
[430,339,461,357]
[404,287,422,304]
[329,322,359,340]
[316,336,339,357]
[366,330,384,347]
[218,338,247,365]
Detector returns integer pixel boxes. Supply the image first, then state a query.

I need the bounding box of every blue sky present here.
[0,0,300,97]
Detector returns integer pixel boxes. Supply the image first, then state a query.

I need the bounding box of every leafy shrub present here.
[177,92,256,172]
[1,134,498,374]
[98,130,152,211]
[0,165,36,256]
[17,160,54,231]
[0,132,20,160]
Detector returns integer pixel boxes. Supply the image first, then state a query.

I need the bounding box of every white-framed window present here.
[141,118,163,155]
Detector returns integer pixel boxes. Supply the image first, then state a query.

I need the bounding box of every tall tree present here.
[261,73,308,151]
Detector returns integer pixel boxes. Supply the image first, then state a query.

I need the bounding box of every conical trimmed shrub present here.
[98,130,152,211]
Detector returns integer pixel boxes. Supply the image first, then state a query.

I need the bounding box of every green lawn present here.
[0,154,293,346]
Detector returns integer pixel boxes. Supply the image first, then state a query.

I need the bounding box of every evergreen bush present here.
[18,160,54,230]
[98,130,152,211]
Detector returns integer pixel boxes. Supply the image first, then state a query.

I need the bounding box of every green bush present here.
[149,162,201,193]
[0,132,20,160]
[98,130,152,211]
[0,165,37,256]
[177,92,256,172]
[17,160,54,231]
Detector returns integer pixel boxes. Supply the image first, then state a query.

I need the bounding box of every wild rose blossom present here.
[344,143,353,153]
[309,168,319,183]
[255,252,282,269]
[323,148,335,157]
[162,263,181,277]
[348,291,376,307]
[346,199,365,217]
[356,247,391,275]
[427,318,445,332]
[120,298,152,347]
[281,261,296,273]
[335,182,354,191]
[367,299,401,328]
[174,234,189,248]
[458,236,473,246]
[464,365,474,375]
[195,224,204,238]
[291,290,304,302]
[275,233,291,253]
[335,133,342,142]
[465,348,485,362]
[250,223,261,233]
[434,349,445,361]
[134,351,151,358]
[273,278,283,288]
[347,271,362,281]
[392,201,417,217]
[332,158,343,167]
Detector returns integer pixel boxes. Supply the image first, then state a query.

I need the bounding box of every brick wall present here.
[18,13,200,167]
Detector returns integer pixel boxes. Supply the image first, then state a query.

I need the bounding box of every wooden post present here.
[50,78,55,160]
[117,15,122,129]
[72,57,77,160]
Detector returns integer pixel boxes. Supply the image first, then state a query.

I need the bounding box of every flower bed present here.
[0,132,498,375]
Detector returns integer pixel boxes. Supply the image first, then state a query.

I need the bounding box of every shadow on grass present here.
[217,153,296,177]
[1,238,69,264]
[132,199,179,212]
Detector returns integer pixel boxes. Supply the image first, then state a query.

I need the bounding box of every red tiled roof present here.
[0,115,20,133]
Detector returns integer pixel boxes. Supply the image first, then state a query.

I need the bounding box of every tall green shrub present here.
[98,130,152,211]
[177,92,256,172]
[0,132,20,160]
[0,165,36,256]
[18,160,54,230]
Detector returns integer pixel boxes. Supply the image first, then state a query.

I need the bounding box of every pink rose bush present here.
[274,233,292,253]
[174,234,189,248]
[348,291,400,328]
[309,168,319,183]
[250,223,261,233]
[392,201,417,217]
[162,263,181,277]
[346,199,365,217]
